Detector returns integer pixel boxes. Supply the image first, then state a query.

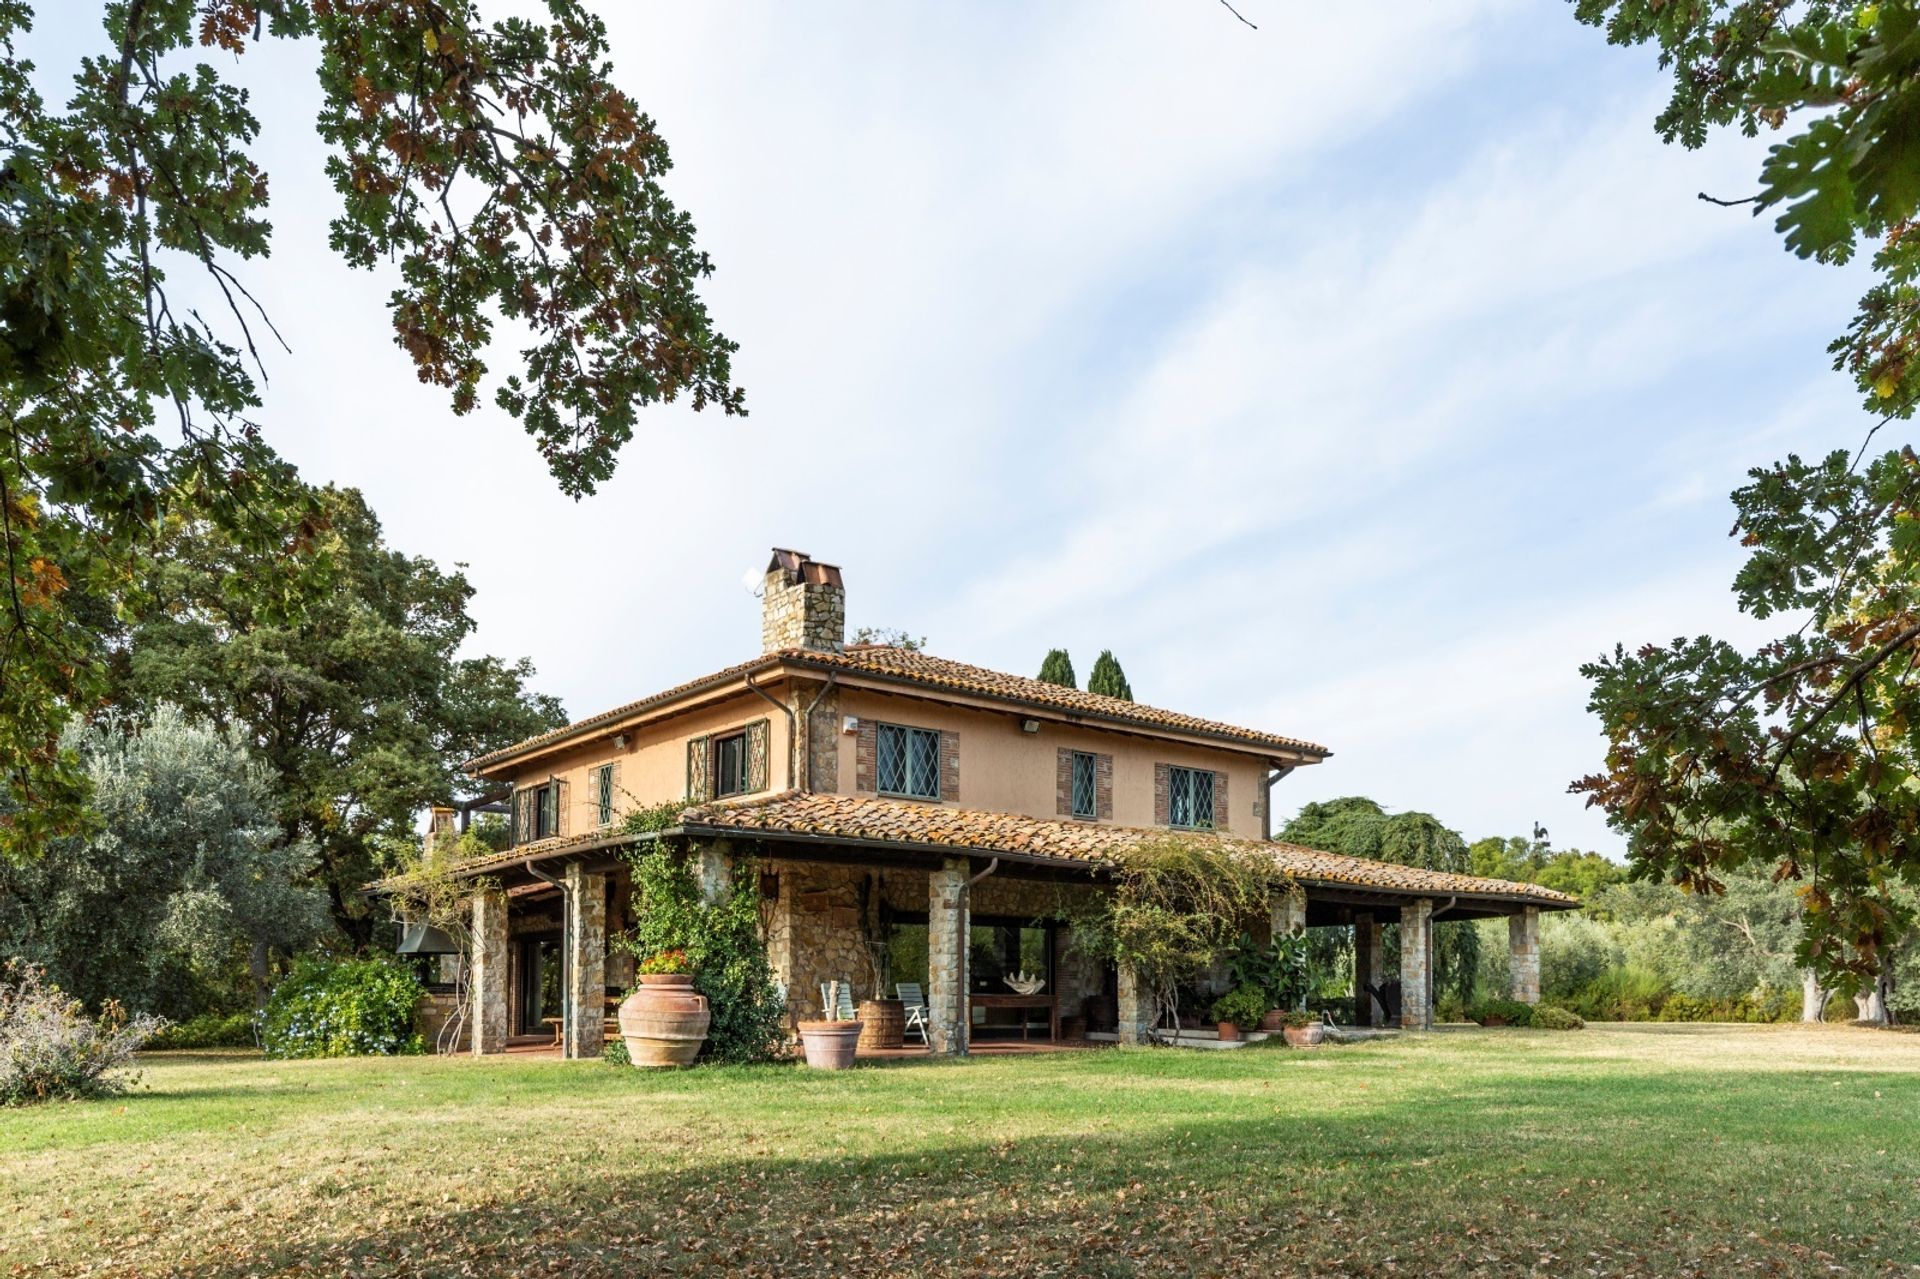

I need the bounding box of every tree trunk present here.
[1800,969,1826,1023]
[249,940,272,1009]
[1855,970,1891,1025]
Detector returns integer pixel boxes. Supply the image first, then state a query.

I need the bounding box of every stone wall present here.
[470,888,509,1054]
[1509,905,1541,1004]
[1399,898,1433,1031]
[761,568,845,653]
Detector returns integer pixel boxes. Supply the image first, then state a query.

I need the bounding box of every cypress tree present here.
[1037,648,1077,688]
[1087,650,1133,701]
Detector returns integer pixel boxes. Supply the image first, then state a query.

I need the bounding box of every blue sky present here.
[33,2,1877,854]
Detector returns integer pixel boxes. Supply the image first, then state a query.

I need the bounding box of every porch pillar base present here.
[1353,912,1382,1027]
[470,887,509,1055]
[563,864,607,1060]
[929,858,970,1055]
[1399,898,1432,1031]
[1508,905,1541,1005]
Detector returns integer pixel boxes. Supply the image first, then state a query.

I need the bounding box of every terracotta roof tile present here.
[681,792,1578,908]
[465,644,1328,772]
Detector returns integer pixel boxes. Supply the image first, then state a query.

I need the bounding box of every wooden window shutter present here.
[610,760,623,823]
[746,719,770,792]
[686,735,712,801]
[554,778,569,838]
[513,787,534,845]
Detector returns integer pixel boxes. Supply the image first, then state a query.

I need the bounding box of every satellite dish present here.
[740,566,764,598]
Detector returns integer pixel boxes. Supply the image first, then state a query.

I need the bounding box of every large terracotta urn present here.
[619,974,710,1068]
[797,1020,864,1069]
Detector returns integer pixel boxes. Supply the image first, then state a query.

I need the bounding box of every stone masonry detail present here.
[470,887,509,1055]
[1509,904,1541,1004]
[1400,897,1433,1031]
[928,858,970,1055]
[563,864,606,1060]
[761,562,845,654]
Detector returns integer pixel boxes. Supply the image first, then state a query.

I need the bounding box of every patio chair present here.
[819,980,856,1021]
[896,982,931,1048]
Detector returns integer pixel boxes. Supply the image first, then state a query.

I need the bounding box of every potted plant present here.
[1280,1009,1326,1047]
[618,949,710,1067]
[798,980,864,1069]
[1210,984,1267,1043]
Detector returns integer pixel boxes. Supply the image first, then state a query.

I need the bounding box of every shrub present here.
[148,1011,254,1049]
[1531,1005,1585,1030]
[0,960,163,1105]
[1279,1009,1318,1029]
[1564,965,1671,1021]
[258,957,424,1058]
[1209,984,1267,1028]
[602,1037,631,1066]
[1466,998,1535,1027]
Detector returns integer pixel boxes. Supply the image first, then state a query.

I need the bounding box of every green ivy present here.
[615,838,786,1064]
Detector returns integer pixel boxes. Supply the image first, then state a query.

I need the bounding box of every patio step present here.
[1082,1030,1271,1049]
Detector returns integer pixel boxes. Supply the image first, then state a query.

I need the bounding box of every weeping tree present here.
[1281,797,1482,1005]
[1037,648,1077,688]
[1068,836,1288,1038]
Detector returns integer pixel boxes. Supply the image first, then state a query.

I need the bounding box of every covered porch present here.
[435,793,1573,1060]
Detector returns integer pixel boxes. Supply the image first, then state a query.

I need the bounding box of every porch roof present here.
[678,792,1579,912]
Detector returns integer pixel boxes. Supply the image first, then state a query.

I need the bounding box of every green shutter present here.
[746,719,770,792]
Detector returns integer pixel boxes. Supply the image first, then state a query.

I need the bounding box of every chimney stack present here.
[762,548,845,654]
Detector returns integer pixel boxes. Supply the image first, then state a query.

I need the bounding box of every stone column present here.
[470,887,509,1055]
[1508,905,1541,1005]
[1399,898,1432,1031]
[1353,912,1381,1027]
[928,858,971,1055]
[698,842,733,904]
[1116,962,1154,1045]
[563,864,607,1060]
[1271,885,1307,939]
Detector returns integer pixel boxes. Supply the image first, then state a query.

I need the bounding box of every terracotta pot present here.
[1216,1021,1243,1043]
[1060,1014,1087,1041]
[798,1020,864,1069]
[857,1000,905,1050]
[1282,1022,1327,1048]
[1259,1009,1286,1033]
[619,975,710,1068]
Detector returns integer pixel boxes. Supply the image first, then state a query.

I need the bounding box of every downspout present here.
[798,674,838,792]
[744,672,800,791]
[967,856,1001,887]
[530,864,571,1050]
[1260,764,1295,841]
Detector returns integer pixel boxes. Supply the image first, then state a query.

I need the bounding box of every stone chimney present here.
[762,548,845,653]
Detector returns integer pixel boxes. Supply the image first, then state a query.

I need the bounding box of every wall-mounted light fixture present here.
[1020,719,1040,734]
[612,733,629,750]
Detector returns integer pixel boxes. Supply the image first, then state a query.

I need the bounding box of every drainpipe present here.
[798,674,838,792]
[744,673,800,791]
[967,856,1001,888]
[1261,764,1296,841]
[530,865,571,1051]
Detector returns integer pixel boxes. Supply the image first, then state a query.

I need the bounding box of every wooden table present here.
[971,993,1059,1041]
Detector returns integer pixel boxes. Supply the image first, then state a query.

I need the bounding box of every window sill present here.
[878,790,944,804]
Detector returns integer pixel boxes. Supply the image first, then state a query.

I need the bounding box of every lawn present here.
[3,1024,1918,1277]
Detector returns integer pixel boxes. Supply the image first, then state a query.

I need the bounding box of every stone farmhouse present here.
[421,548,1575,1058]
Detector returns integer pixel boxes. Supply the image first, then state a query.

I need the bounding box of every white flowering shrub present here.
[259,957,424,1058]
[0,960,162,1105]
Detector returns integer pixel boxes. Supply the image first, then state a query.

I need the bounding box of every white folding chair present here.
[896,981,931,1048]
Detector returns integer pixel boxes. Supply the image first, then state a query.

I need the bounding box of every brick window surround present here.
[1056,748,1113,821]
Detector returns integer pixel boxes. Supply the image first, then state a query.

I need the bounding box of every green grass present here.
[4,1024,1918,1276]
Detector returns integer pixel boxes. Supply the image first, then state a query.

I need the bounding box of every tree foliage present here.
[0,0,740,857]
[112,484,564,945]
[1037,648,1076,688]
[0,706,326,1017]
[1566,1,1920,985]
[1086,649,1132,701]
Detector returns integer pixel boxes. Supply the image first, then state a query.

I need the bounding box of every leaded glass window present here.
[877,723,941,799]
[1071,751,1097,819]
[593,764,615,826]
[1168,766,1214,829]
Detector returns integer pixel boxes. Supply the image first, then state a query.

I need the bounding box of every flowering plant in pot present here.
[1280,1009,1327,1047]
[1210,984,1267,1043]
[797,980,864,1069]
[638,949,694,983]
